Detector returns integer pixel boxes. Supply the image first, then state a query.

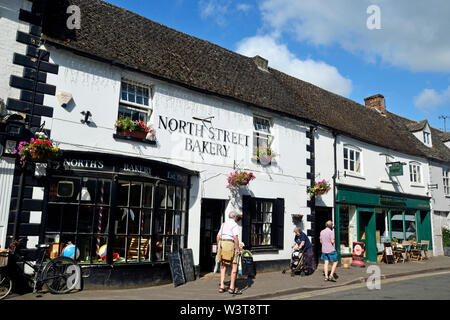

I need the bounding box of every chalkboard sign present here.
[382,242,394,264]
[181,248,196,282]
[168,252,186,287]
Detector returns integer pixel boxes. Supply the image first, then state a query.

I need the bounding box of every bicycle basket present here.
[0,250,8,268]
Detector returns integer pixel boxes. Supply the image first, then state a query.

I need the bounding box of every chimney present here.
[364,94,386,114]
[252,55,269,72]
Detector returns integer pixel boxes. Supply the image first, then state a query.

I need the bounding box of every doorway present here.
[314,207,333,267]
[358,209,377,262]
[199,199,226,273]
[418,210,432,249]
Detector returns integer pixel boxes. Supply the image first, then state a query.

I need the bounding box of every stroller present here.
[282,246,307,277]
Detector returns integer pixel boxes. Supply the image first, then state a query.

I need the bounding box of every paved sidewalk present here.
[8,256,450,300]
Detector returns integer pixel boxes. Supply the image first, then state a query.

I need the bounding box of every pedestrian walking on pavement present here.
[216,211,243,295]
[292,227,314,275]
[320,220,338,282]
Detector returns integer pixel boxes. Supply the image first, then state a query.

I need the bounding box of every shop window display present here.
[45,176,188,265]
[376,210,389,252]
[46,177,112,264]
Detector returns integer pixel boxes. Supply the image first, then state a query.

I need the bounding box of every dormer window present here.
[423,131,431,145]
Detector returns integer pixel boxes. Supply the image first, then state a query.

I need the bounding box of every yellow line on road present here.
[279,270,450,300]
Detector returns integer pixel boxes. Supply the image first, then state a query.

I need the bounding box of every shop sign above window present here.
[388,162,404,177]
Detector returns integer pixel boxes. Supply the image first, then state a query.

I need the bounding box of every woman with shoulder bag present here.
[216,211,243,295]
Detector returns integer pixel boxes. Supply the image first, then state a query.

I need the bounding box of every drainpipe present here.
[332,130,339,261]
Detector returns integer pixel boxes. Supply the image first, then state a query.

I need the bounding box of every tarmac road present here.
[278,271,450,300]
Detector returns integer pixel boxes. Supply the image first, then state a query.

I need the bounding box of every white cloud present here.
[199,0,231,26]
[236,35,353,97]
[414,86,450,111]
[258,0,450,72]
[236,4,252,12]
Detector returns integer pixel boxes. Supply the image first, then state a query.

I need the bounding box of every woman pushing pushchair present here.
[291,227,314,275]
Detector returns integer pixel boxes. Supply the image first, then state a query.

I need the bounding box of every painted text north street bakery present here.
[159,116,250,157]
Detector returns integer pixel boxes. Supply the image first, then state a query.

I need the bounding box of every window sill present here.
[344,171,365,180]
[113,134,157,145]
[249,246,279,254]
[410,183,425,188]
[380,179,398,185]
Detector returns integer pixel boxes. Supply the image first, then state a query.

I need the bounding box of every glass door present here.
[358,208,377,262]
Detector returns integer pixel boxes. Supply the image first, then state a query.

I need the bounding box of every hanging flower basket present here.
[115,116,156,140]
[226,170,255,189]
[254,146,277,164]
[14,133,60,165]
[307,179,331,199]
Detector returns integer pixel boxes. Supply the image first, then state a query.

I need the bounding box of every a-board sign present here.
[382,242,394,264]
[181,248,196,282]
[168,252,186,287]
[351,242,365,267]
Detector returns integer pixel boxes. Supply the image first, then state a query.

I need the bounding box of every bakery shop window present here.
[46,176,112,264]
[45,175,188,264]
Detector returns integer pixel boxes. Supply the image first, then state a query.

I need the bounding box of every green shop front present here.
[335,184,432,262]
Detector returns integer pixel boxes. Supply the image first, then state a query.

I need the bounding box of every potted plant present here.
[115,116,156,140]
[443,225,450,256]
[307,179,331,199]
[254,146,277,164]
[291,213,303,224]
[14,133,60,165]
[226,170,255,189]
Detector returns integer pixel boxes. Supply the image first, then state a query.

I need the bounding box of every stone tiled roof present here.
[41,0,449,162]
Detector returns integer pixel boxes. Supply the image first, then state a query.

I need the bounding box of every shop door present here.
[199,199,226,273]
[418,211,433,249]
[358,209,377,262]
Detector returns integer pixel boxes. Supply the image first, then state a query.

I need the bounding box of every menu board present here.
[168,252,186,287]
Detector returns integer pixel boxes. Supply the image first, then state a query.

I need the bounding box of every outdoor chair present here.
[409,241,422,261]
[401,240,412,262]
[393,243,405,263]
[420,240,430,260]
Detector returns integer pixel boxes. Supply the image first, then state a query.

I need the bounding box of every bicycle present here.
[0,239,81,300]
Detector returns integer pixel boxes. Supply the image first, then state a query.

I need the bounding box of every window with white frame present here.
[253,115,273,161]
[444,169,449,196]
[423,131,431,145]
[409,162,422,183]
[118,80,152,123]
[343,146,361,173]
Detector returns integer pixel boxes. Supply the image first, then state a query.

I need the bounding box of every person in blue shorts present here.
[320,221,338,282]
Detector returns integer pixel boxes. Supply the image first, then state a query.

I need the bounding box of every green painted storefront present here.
[335,185,432,263]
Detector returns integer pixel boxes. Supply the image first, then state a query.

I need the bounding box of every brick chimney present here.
[364,94,386,114]
[253,55,269,72]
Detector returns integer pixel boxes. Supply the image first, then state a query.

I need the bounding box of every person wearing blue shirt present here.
[292,227,313,275]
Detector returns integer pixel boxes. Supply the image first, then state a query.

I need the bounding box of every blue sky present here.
[107,0,450,131]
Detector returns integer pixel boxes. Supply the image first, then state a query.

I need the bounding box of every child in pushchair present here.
[283,246,308,276]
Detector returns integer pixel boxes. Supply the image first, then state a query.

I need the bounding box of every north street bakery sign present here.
[158,116,250,157]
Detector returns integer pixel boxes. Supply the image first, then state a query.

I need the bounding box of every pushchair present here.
[282,246,307,276]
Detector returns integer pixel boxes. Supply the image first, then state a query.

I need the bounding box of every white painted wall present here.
[335,135,429,197]
[314,128,335,208]
[43,47,311,264]
[429,161,450,255]
[0,0,31,104]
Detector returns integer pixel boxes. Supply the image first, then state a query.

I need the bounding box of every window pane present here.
[165,211,173,235]
[343,148,348,159]
[173,213,181,235]
[118,181,129,207]
[405,211,417,240]
[158,185,167,208]
[344,159,348,170]
[46,204,62,232]
[62,205,78,232]
[143,184,153,208]
[350,150,354,161]
[130,183,142,207]
[112,236,126,264]
[167,186,175,210]
[350,160,354,171]
[115,208,128,235]
[96,180,111,205]
[355,152,361,173]
[94,207,109,234]
[128,208,140,235]
[78,205,94,233]
[142,209,152,235]
[391,211,404,241]
[175,187,182,210]
[121,83,128,101]
[128,84,136,103]
[136,87,143,105]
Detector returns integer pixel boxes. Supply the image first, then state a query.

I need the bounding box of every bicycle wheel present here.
[0,271,13,300]
[41,256,80,294]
